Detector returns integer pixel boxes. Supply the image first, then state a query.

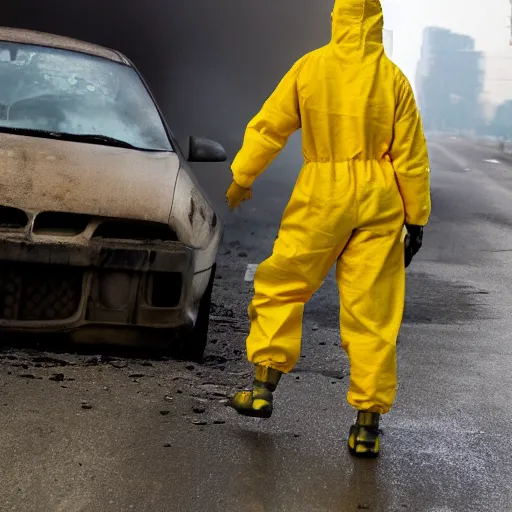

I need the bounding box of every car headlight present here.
[169,168,217,249]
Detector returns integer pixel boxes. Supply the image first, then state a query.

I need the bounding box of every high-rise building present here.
[416,27,485,132]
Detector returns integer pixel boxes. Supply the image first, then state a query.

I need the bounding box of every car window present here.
[0,41,172,151]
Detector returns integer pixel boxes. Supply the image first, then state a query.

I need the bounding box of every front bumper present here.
[0,238,204,331]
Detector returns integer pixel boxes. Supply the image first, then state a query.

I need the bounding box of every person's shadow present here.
[334,454,393,512]
[232,427,393,512]
[232,428,282,512]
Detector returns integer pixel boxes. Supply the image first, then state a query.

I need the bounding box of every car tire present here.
[176,264,216,362]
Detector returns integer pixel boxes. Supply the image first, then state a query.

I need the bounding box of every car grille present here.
[0,263,83,321]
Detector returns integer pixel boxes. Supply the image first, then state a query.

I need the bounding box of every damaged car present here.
[0,28,226,360]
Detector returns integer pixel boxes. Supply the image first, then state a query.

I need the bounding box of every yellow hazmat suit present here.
[230,0,431,414]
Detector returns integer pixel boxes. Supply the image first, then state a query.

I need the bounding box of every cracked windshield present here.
[0,41,171,150]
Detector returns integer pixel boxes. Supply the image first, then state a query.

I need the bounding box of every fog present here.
[383,0,512,104]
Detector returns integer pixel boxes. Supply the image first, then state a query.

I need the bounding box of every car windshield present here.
[0,41,172,151]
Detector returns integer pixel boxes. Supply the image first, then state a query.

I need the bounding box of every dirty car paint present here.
[0,132,179,224]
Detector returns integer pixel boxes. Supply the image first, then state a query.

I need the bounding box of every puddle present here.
[472,211,512,230]
[304,273,491,328]
[403,273,491,325]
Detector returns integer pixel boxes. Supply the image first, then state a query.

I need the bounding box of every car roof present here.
[0,27,130,65]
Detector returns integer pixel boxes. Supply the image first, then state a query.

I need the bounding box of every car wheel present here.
[176,264,216,362]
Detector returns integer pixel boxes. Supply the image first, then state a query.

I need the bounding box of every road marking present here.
[484,159,501,164]
[244,264,259,282]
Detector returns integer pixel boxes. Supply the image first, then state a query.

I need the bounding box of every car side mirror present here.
[188,136,227,163]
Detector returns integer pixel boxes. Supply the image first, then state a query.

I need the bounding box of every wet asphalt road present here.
[1,135,512,511]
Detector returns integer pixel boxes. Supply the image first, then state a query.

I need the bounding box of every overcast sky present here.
[382,0,512,104]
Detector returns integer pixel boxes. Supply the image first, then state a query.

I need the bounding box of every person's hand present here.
[404,224,423,268]
[226,180,252,211]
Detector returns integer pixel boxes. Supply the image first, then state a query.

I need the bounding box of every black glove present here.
[404,224,423,268]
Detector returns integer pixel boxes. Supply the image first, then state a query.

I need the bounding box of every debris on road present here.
[0,354,18,361]
[32,356,74,367]
[49,373,65,382]
[196,384,229,398]
[110,361,128,369]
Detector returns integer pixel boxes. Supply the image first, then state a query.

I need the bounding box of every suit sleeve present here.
[231,57,305,189]
[390,73,431,226]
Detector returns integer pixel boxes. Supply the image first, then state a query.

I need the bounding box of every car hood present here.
[0,132,179,223]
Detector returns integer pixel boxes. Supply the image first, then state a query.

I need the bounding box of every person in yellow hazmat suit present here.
[226,0,431,457]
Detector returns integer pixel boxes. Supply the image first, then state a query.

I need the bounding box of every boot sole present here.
[227,401,273,419]
[348,445,380,458]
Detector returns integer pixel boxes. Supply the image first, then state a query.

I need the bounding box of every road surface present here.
[1,135,511,512]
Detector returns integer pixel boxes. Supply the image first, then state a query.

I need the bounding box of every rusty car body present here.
[0,28,226,359]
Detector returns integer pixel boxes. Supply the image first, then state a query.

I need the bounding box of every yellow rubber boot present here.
[348,412,381,458]
[228,366,282,419]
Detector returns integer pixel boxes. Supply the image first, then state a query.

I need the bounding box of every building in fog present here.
[416,27,485,133]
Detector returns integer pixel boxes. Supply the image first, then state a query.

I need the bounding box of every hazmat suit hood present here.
[331,0,384,60]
